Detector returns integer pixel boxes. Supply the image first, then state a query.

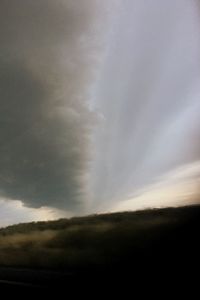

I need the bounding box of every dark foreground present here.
[0,205,199,294]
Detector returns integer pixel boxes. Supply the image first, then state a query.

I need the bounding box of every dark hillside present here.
[0,205,199,291]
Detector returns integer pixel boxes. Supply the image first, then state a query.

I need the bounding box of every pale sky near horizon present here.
[0,0,200,227]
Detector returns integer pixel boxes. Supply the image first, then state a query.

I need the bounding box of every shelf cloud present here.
[0,0,108,210]
[0,1,200,225]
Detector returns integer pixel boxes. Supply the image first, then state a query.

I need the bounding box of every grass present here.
[0,205,199,272]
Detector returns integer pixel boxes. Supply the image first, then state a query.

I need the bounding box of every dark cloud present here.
[0,0,103,210]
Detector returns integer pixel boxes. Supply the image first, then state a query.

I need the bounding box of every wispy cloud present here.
[90,0,200,210]
[111,161,200,212]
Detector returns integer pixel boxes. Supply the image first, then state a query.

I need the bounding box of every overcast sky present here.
[0,0,200,226]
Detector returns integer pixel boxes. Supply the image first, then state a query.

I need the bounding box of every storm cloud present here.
[0,0,200,222]
[0,0,109,210]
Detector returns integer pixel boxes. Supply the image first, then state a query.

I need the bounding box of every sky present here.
[0,0,200,226]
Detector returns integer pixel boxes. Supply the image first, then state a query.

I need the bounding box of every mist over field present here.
[0,205,199,272]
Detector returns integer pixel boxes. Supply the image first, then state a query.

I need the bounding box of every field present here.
[0,205,199,276]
